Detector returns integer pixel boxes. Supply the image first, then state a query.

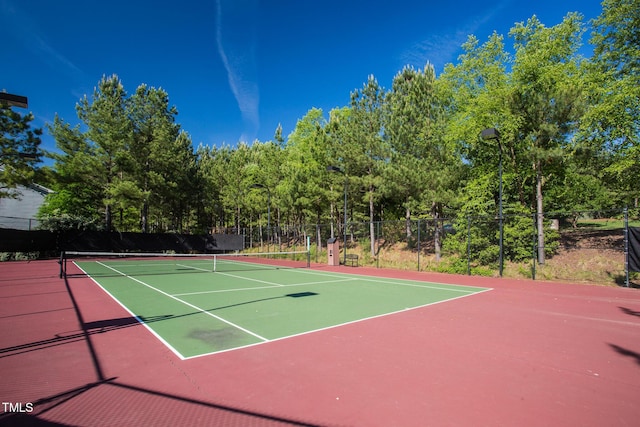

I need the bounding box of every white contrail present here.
[1,0,84,78]
[215,0,260,143]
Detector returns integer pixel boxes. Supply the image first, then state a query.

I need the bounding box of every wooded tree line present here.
[2,0,638,263]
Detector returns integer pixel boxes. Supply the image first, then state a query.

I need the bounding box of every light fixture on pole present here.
[249,183,271,252]
[327,165,348,266]
[481,127,503,277]
[0,92,28,109]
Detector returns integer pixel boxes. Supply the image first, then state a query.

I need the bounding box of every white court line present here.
[176,263,213,272]
[214,271,285,287]
[95,261,269,343]
[173,277,357,297]
[79,260,492,360]
[72,261,187,360]
[277,267,490,293]
[184,286,493,360]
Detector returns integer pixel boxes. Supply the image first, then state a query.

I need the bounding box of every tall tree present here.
[75,74,132,231]
[344,75,389,257]
[221,142,253,233]
[437,33,513,214]
[167,130,198,231]
[43,116,102,221]
[387,66,429,236]
[127,84,181,232]
[0,100,42,198]
[580,0,640,206]
[325,107,352,240]
[279,108,330,241]
[196,144,229,231]
[509,13,587,263]
[47,75,196,232]
[386,63,457,259]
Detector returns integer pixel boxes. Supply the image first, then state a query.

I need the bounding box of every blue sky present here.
[2,0,604,158]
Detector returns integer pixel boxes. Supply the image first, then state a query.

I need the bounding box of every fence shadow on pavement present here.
[0,272,326,427]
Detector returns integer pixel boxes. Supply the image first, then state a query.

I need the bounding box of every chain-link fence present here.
[3,209,638,286]
[239,208,636,287]
[0,215,41,230]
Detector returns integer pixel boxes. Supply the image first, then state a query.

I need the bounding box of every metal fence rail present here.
[3,209,638,287]
[238,208,636,287]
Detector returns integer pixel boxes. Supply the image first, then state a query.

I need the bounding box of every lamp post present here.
[249,183,270,252]
[481,127,503,277]
[327,165,348,266]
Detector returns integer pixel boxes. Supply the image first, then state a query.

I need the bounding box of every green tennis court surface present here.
[74,257,491,359]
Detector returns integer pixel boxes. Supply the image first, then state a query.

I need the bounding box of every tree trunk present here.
[277,207,282,250]
[432,202,441,261]
[536,160,545,264]
[105,167,113,231]
[105,204,112,232]
[141,200,149,233]
[369,189,375,257]
[405,204,412,239]
[236,205,241,235]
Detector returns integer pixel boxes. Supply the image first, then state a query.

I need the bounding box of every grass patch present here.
[575,218,640,230]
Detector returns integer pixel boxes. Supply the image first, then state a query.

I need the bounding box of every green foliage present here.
[1,102,42,198]
[279,108,329,224]
[0,252,39,261]
[28,2,634,281]
[578,0,640,205]
[44,75,196,232]
[444,206,560,267]
[430,256,495,277]
[37,211,104,231]
[386,63,459,243]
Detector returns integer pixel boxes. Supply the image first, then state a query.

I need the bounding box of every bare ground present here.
[347,227,634,287]
[533,228,629,286]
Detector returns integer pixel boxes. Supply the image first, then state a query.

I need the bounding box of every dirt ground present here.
[534,227,631,286]
[358,226,635,287]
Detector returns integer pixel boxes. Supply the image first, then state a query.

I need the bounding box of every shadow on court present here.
[609,344,640,367]
[0,271,323,426]
[0,290,318,360]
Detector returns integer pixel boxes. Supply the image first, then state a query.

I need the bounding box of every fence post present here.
[316,224,322,264]
[417,219,421,271]
[376,221,380,268]
[624,207,629,288]
[532,212,537,280]
[467,215,471,276]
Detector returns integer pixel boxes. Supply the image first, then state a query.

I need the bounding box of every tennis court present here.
[67,251,490,359]
[3,257,640,426]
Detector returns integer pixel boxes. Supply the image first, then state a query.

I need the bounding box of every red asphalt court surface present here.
[1,259,639,426]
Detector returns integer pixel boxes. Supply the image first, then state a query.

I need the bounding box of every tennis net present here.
[60,250,311,278]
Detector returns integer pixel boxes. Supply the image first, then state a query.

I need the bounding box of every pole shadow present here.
[609,343,640,367]
[1,275,325,426]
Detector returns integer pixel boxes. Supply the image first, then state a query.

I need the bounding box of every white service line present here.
[184,286,493,360]
[277,267,487,293]
[176,263,212,272]
[96,261,269,342]
[214,270,285,287]
[73,261,187,360]
[173,277,358,297]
